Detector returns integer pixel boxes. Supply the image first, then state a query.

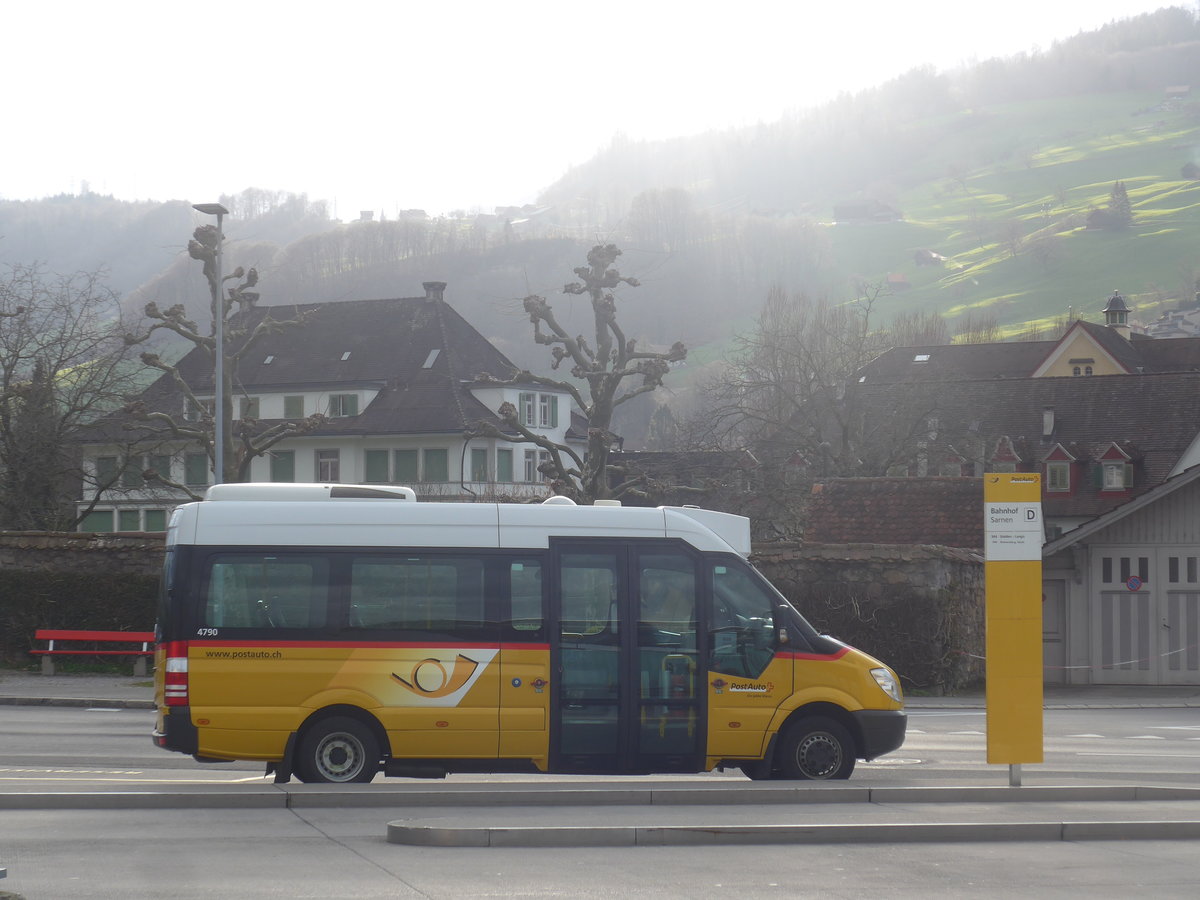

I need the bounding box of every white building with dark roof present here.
[77,283,585,531]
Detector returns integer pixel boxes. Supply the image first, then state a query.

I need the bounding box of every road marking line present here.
[1077,751,1200,759]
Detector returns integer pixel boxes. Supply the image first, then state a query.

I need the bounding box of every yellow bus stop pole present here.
[984,473,1044,785]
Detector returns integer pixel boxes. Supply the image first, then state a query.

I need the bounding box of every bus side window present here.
[709,563,776,678]
[347,556,486,635]
[509,560,544,635]
[205,556,329,630]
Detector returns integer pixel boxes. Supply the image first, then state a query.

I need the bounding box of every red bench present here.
[31,629,156,676]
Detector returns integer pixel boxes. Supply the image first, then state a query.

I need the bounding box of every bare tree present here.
[628,188,694,251]
[0,265,143,529]
[689,284,942,537]
[954,311,1002,344]
[697,284,912,475]
[124,225,323,490]
[997,218,1025,258]
[889,308,950,346]
[1027,234,1061,271]
[469,244,686,502]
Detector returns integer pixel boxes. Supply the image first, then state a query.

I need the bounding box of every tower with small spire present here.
[1102,290,1131,340]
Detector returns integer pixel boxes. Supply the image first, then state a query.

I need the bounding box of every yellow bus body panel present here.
[706,646,900,764]
[188,642,509,761]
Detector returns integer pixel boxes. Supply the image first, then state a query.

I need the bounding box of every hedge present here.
[0,570,159,666]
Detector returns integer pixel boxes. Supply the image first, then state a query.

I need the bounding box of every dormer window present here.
[1102,462,1130,491]
[328,393,359,417]
[1046,461,1071,492]
[518,391,559,428]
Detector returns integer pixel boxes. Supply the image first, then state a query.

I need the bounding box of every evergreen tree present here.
[1108,181,1133,228]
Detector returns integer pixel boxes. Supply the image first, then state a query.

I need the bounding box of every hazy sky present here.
[1,0,1181,219]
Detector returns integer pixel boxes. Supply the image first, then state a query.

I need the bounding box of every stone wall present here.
[0,531,165,576]
[753,542,985,694]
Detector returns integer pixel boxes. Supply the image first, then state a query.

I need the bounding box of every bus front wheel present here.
[776,717,856,780]
[294,716,380,784]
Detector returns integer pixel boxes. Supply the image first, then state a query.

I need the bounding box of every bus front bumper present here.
[852,708,907,760]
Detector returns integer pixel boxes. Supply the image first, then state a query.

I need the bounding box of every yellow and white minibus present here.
[153,483,905,783]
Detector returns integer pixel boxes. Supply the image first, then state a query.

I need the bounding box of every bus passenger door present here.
[551,543,704,773]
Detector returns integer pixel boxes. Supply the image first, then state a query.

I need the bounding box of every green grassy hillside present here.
[847,91,1200,332]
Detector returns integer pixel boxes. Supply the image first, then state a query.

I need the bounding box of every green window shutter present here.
[118,509,141,531]
[80,510,114,533]
[549,395,558,427]
[270,450,295,482]
[423,449,449,482]
[149,455,172,480]
[364,449,390,482]
[185,453,209,486]
[96,456,118,485]
[497,448,513,483]
[143,509,167,532]
[1091,464,1103,488]
[284,395,304,418]
[394,449,419,483]
[1124,463,1133,488]
[121,457,145,488]
[345,394,359,416]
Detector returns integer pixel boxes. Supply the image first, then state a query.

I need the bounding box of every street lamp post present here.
[192,202,230,485]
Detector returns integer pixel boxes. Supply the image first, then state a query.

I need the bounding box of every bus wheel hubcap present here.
[797,733,840,778]
[317,734,360,779]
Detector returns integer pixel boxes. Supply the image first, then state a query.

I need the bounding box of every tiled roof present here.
[861,325,1200,383]
[93,293,538,440]
[851,371,1200,518]
[862,341,1052,382]
[179,295,518,394]
[804,477,983,548]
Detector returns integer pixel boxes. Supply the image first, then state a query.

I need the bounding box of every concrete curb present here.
[2,782,1197,810]
[386,818,1200,847]
[0,696,154,709]
[7,782,1200,845]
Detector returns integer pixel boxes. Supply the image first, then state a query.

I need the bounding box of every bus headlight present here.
[870,667,901,703]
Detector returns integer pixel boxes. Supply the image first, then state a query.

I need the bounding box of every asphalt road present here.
[2,805,1200,899]
[2,705,1199,789]
[2,706,1200,898]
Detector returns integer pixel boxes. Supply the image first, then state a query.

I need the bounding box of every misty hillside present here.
[4,8,1200,447]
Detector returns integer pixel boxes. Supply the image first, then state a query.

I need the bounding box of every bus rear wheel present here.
[294,716,380,784]
[776,717,855,780]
